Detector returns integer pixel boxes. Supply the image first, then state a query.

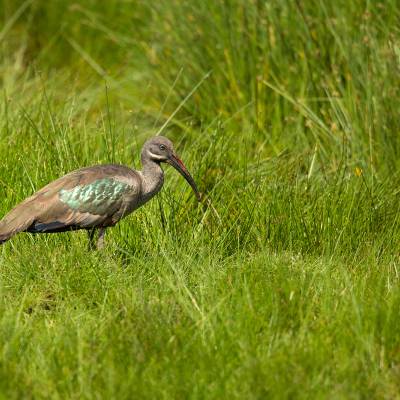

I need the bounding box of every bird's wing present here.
[0,165,141,236]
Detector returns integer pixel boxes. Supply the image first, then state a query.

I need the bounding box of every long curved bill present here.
[167,154,201,201]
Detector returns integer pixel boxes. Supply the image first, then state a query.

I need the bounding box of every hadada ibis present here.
[0,136,200,249]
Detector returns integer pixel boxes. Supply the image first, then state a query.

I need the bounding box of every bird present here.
[0,136,200,249]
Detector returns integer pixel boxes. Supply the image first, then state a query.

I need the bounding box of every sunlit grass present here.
[1,0,400,398]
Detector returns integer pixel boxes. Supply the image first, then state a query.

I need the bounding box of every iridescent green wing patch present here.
[59,178,131,215]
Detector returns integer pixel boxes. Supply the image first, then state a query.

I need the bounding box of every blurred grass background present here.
[1,0,400,398]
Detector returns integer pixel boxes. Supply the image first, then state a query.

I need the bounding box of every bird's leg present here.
[88,228,96,250]
[97,227,106,250]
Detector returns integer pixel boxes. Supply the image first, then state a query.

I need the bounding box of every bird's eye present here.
[159,144,166,151]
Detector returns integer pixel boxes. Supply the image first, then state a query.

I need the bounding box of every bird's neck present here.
[140,157,164,199]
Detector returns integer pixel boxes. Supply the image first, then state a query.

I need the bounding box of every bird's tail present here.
[0,225,15,244]
[0,235,9,245]
[0,202,35,245]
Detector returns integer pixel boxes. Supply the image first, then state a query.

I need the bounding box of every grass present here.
[1,0,400,398]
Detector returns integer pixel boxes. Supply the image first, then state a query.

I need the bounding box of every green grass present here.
[1,0,400,398]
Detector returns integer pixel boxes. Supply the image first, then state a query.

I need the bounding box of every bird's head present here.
[142,136,201,201]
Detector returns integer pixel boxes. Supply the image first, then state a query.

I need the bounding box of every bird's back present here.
[0,164,143,241]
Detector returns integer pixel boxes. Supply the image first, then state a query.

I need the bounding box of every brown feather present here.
[0,164,141,243]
